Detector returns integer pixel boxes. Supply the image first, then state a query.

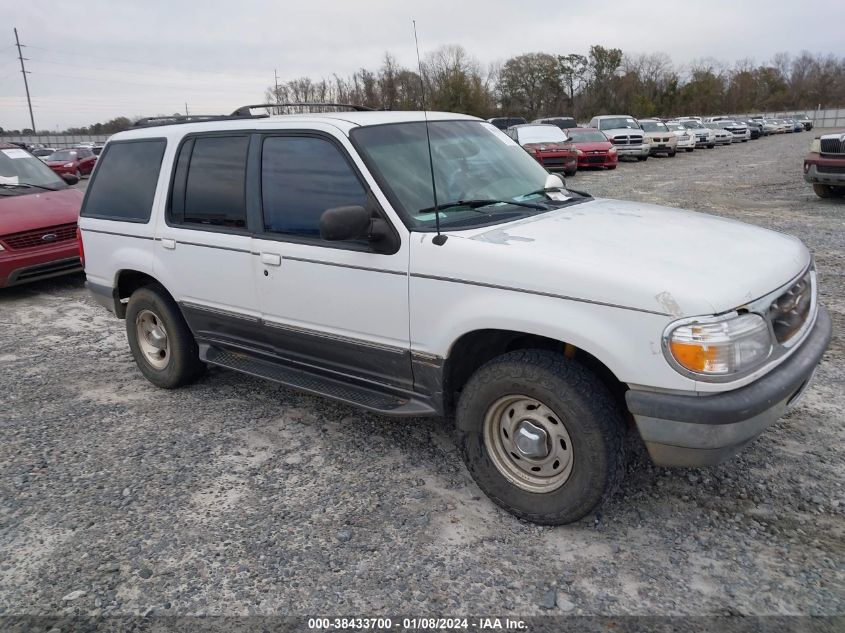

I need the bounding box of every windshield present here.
[47,150,78,162]
[640,121,669,132]
[680,121,702,129]
[0,147,67,189]
[567,129,608,142]
[515,125,568,144]
[598,117,640,130]
[351,120,563,230]
[666,122,684,131]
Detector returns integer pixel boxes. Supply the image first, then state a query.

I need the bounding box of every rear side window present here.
[261,136,367,238]
[170,135,249,228]
[81,139,166,222]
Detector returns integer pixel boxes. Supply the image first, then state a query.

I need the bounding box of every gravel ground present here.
[1,130,843,620]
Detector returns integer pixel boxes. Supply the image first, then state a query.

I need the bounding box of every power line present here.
[22,43,272,82]
[13,27,35,131]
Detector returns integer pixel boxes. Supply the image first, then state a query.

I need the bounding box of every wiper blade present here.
[419,198,546,215]
[520,187,591,200]
[0,182,59,191]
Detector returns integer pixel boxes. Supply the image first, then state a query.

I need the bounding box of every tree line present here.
[3,45,842,135]
[265,45,845,120]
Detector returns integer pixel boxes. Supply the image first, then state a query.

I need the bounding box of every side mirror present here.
[319,205,371,241]
[544,173,564,189]
[61,173,79,186]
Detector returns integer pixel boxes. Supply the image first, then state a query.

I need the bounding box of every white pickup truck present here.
[79,107,831,524]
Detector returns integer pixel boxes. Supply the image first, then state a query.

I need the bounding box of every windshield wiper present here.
[419,198,546,215]
[520,186,591,200]
[0,182,59,191]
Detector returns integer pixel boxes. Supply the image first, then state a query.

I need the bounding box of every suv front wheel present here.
[456,350,625,525]
[125,284,205,388]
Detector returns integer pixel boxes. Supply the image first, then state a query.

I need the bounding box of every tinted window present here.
[81,139,166,222]
[261,136,367,238]
[182,136,249,228]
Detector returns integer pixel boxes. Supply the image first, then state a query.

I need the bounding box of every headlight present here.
[64,162,74,167]
[0,243,5,251]
[576,148,584,155]
[607,146,617,154]
[666,313,772,377]
[810,138,820,153]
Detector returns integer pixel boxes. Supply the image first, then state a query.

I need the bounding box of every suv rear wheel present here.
[455,350,625,524]
[125,284,205,388]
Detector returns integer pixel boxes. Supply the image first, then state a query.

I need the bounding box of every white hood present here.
[425,198,809,317]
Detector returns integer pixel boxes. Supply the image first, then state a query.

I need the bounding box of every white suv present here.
[79,106,831,525]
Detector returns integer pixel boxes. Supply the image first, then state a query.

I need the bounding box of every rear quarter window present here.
[80,139,166,222]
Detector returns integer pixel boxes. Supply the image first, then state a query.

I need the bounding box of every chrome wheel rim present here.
[135,309,169,370]
[483,395,574,493]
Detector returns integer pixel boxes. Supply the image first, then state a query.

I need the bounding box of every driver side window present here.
[261,136,368,238]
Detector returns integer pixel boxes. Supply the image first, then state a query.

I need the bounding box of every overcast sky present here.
[2,0,844,131]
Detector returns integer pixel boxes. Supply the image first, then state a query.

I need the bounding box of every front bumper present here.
[614,144,649,157]
[625,306,832,467]
[577,153,617,168]
[804,159,845,186]
[48,164,76,176]
[0,242,81,288]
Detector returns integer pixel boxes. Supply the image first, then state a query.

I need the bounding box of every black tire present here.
[564,169,576,177]
[125,284,205,388]
[685,148,694,152]
[606,165,617,170]
[708,144,715,149]
[455,350,625,525]
[637,155,648,162]
[669,149,677,157]
[813,184,834,199]
[75,169,82,180]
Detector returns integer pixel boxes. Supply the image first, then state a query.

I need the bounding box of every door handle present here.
[260,252,281,266]
[160,238,176,250]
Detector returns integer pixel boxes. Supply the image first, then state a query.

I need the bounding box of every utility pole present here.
[274,69,280,114]
[14,28,36,133]
[185,102,189,116]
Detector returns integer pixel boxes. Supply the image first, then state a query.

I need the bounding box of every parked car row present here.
[491,110,806,177]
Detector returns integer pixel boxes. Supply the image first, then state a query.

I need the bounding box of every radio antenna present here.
[413,20,446,246]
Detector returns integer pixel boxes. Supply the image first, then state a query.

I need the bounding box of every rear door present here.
[153,133,261,349]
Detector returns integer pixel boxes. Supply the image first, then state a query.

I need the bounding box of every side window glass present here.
[179,135,249,228]
[80,139,166,222]
[261,136,368,238]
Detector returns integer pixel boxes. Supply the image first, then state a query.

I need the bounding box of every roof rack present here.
[230,103,374,116]
[133,113,267,128]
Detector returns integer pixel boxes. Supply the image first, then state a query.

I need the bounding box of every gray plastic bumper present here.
[626,306,832,467]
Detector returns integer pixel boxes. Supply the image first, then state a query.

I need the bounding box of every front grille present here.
[542,157,568,166]
[817,164,845,174]
[587,155,606,164]
[2,223,77,250]
[611,135,643,145]
[769,271,812,344]
[820,138,845,154]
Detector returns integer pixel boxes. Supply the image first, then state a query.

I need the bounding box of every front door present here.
[250,132,412,390]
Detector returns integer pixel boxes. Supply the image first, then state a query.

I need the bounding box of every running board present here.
[202,344,436,417]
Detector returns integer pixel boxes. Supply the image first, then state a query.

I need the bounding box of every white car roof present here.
[109,110,480,142]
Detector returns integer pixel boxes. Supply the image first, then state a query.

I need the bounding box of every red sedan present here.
[0,143,84,288]
[45,147,98,179]
[506,124,578,176]
[566,127,618,170]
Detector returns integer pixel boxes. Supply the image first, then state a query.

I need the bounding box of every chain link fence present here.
[0,133,111,149]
